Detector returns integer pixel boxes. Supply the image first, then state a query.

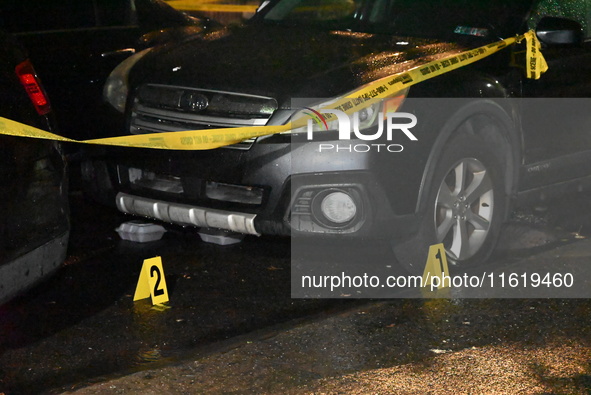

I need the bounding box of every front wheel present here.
[435,156,496,262]
[393,129,507,275]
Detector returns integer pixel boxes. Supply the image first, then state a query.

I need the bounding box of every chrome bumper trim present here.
[116,193,260,236]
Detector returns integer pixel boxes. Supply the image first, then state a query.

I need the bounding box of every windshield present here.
[262,0,533,39]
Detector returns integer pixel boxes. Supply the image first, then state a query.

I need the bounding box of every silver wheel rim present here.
[434,157,494,261]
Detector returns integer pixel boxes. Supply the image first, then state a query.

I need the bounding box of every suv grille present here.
[129,84,278,149]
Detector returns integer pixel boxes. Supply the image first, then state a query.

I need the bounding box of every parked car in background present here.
[0,31,69,304]
[83,0,591,274]
[0,0,214,140]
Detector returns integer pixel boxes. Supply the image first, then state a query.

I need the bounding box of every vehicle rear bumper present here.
[0,231,69,305]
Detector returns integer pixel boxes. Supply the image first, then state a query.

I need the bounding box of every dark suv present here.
[0,31,69,304]
[84,0,591,273]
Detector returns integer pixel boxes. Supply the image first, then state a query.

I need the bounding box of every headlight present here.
[287,90,408,136]
[103,48,153,113]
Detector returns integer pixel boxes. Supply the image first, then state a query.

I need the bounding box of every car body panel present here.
[130,24,468,101]
[0,30,69,304]
[0,0,211,139]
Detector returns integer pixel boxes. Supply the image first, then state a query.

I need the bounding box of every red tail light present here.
[15,59,51,115]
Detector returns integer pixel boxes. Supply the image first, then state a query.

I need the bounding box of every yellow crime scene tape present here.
[166,1,259,13]
[0,31,547,151]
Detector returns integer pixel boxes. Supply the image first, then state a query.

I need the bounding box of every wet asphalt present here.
[0,191,356,394]
[68,298,591,394]
[1,185,591,393]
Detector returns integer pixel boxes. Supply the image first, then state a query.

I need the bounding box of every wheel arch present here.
[415,99,521,219]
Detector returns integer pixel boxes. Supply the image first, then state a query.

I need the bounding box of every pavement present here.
[62,238,591,394]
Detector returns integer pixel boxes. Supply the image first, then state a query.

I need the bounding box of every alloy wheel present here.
[434,157,494,261]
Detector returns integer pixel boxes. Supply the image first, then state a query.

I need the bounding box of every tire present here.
[392,126,507,275]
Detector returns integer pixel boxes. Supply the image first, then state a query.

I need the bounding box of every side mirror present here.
[536,16,583,46]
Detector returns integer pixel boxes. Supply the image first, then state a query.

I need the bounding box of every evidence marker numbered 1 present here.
[422,243,450,289]
[134,256,169,305]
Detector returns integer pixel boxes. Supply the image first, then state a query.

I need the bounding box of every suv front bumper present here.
[82,137,424,240]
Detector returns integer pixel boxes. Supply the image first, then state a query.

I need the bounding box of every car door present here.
[518,0,591,190]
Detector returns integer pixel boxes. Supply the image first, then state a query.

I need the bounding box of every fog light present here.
[320,191,357,224]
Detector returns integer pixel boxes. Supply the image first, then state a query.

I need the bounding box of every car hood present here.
[130,24,477,104]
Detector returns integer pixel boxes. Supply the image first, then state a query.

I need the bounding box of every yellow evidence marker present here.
[133,256,169,305]
[422,243,450,289]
